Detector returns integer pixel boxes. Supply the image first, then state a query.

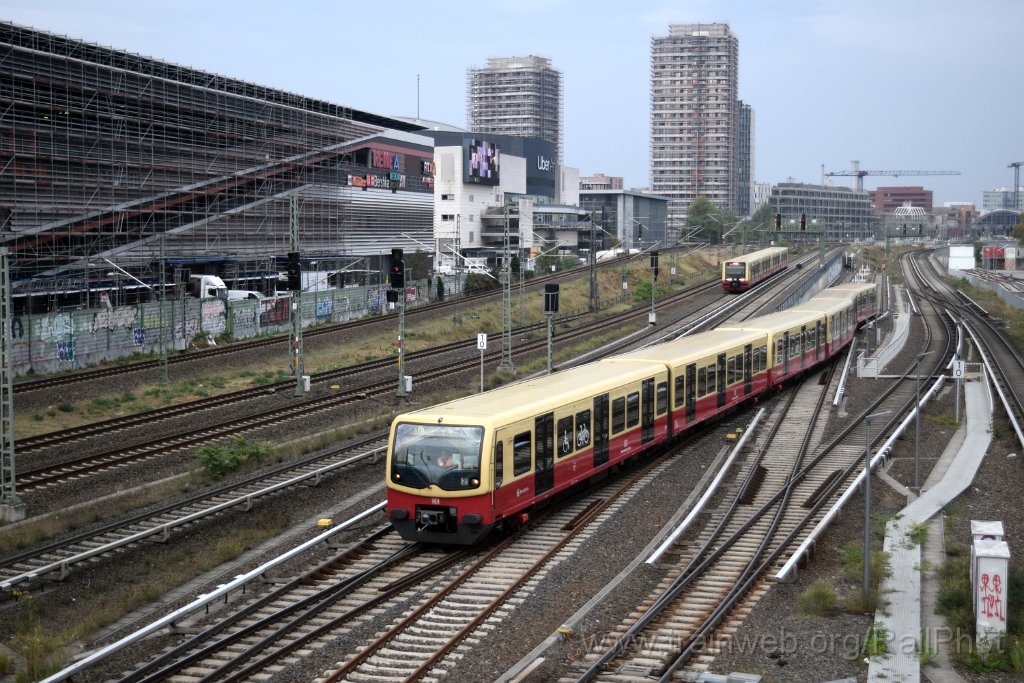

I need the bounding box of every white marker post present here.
[477,333,487,392]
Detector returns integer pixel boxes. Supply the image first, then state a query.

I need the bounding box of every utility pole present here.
[498,205,516,374]
[589,213,599,312]
[391,248,408,400]
[0,248,24,522]
[159,235,169,384]
[453,214,463,326]
[289,194,306,397]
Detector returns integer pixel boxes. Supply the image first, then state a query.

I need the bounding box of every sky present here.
[5,0,1023,208]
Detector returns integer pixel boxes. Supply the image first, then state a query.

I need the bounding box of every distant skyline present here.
[4,0,1022,208]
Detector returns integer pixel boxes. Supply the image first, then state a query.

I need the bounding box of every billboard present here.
[464,138,500,185]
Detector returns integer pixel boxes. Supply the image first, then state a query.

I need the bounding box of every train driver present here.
[437,452,461,468]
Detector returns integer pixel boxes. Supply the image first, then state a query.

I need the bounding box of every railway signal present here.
[286,251,301,291]
[774,213,782,231]
[389,248,405,289]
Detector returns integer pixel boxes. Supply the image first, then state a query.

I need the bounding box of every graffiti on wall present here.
[315,298,334,319]
[92,307,139,332]
[38,314,73,343]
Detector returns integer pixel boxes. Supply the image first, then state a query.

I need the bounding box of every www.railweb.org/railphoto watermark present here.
[576,626,984,660]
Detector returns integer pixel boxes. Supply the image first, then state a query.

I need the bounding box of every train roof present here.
[792,296,853,317]
[605,329,767,367]
[716,308,825,334]
[723,246,788,265]
[393,359,660,426]
[823,282,878,294]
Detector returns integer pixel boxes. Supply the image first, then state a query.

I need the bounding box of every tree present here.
[687,197,717,243]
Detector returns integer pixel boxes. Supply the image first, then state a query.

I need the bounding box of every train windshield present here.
[724,263,746,277]
[390,422,484,491]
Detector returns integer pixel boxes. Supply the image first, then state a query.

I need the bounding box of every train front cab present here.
[722,260,749,292]
[386,361,672,544]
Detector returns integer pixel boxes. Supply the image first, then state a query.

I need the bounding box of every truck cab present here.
[188,274,228,299]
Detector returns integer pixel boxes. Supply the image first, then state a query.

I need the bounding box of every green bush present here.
[197,436,274,479]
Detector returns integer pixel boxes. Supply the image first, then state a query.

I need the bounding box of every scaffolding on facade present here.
[0,22,429,313]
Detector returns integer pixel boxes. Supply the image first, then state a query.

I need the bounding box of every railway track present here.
[571,274,954,680]
[107,449,673,682]
[0,435,388,591]
[907,250,1024,444]
[13,278,730,492]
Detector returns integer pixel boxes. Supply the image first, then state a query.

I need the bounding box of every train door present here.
[743,344,753,394]
[641,378,655,444]
[783,332,790,376]
[593,394,610,468]
[717,353,727,408]
[534,413,554,495]
[685,364,696,422]
[800,326,807,369]
[816,321,824,361]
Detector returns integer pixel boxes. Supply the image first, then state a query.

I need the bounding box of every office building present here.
[651,23,741,225]
[982,187,1023,212]
[579,190,669,252]
[768,183,873,241]
[580,174,624,191]
[869,186,934,213]
[466,56,563,165]
[427,132,581,268]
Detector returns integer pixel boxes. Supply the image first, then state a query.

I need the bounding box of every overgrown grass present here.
[865,622,889,656]
[798,580,837,616]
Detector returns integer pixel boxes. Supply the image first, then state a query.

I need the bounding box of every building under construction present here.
[466,56,563,165]
[0,22,436,313]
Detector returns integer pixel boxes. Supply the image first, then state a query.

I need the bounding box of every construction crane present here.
[1010,161,1023,211]
[824,160,960,192]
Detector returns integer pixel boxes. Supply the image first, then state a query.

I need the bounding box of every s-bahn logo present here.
[516,486,530,498]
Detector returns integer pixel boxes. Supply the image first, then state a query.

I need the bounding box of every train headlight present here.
[471,478,479,487]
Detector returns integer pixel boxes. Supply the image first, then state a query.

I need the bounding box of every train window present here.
[707,363,717,394]
[656,381,668,414]
[752,347,761,373]
[494,442,503,488]
[575,409,591,449]
[761,345,768,369]
[727,357,737,384]
[513,432,532,476]
[674,375,685,407]
[734,353,743,381]
[557,416,574,457]
[697,367,707,396]
[775,340,784,364]
[626,392,640,428]
[804,330,814,352]
[789,334,800,358]
[612,397,626,433]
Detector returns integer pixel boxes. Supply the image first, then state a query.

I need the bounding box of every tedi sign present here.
[537,155,554,172]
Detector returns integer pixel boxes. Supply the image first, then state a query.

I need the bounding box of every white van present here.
[227,290,266,301]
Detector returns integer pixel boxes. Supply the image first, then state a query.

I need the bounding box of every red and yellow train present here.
[385,281,880,545]
[721,246,789,292]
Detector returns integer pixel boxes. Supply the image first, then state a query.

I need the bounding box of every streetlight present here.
[913,352,932,489]
[863,409,891,607]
